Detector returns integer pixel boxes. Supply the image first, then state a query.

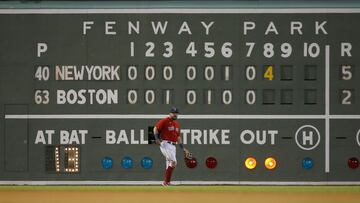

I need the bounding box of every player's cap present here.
[170,107,179,113]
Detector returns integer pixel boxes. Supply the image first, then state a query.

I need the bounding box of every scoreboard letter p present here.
[243,21,255,35]
[37,43,48,57]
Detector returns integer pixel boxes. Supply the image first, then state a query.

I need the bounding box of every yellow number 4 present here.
[264,66,274,81]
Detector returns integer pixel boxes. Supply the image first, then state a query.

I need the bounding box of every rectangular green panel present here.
[0,9,359,184]
[4,105,28,172]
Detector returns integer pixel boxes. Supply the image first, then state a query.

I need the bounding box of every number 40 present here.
[35,66,50,81]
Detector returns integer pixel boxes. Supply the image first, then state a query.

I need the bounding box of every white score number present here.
[35,66,50,81]
[35,90,50,104]
[341,65,352,80]
[341,90,352,105]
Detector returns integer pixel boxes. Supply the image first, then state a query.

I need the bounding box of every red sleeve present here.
[175,121,181,137]
[155,118,166,131]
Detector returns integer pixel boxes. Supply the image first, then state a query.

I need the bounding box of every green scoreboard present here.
[1,7,360,184]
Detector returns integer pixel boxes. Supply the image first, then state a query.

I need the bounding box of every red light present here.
[185,157,197,169]
[205,157,217,169]
[348,157,359,169]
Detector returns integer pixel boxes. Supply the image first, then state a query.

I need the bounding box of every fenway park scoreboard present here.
[0,4,360,184]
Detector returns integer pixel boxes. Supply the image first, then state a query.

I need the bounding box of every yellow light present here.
[265,157,277,170]
[245,157,257,169]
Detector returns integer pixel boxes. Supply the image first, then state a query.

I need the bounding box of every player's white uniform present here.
[160,141,177,169]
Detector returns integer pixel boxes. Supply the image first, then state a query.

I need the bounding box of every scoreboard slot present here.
[262,89,276,105]
[280,65,293,81]
[304,89,318,105]
[304,65,318,81]
[280,89,293,105]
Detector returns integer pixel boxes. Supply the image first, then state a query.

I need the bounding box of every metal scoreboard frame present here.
[1,2,360,185]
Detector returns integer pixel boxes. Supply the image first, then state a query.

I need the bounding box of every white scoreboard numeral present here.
[128,66,138,80]
[246,90,256,105]
[145,42,155,57]
[245,42,255,57]
[304,43,320,58]
[43,90,50,104]
[163,42,173,58]
[221,42,233,58]
[35,90,49,104]
[341,90,352,105]
[35,91,42,104]
[35,66,50,81]
[341,65,352,80]
[204,66,214,81]
[204,42,215,58]
[222,90,232,105]
[145,90,155,104]
[206,90,212,104]
[281,43,292,58]
[163,66,173,80]
[263,43,274,58]
[186,66,197,80]
[224,66,230,81]
[186,42,197,57]
[145,66,155,80]
[246,66,256,81]
[186,90,197,105]
[164,90,171,104]
[128,90,138,104]
[130,42,135,57]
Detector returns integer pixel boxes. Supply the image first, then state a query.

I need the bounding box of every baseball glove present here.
[184,151,193,160]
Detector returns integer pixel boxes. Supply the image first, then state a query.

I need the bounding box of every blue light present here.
[302,157,313,169]
[101,156,113,169]
[121,156,134,169]
[141,157,153,169]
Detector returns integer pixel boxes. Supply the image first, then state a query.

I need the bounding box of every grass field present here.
[1,186,360,203]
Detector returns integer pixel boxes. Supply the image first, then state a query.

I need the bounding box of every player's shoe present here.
[162,182,171,186]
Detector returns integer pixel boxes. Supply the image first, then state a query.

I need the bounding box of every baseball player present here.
[153,107,191,186]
